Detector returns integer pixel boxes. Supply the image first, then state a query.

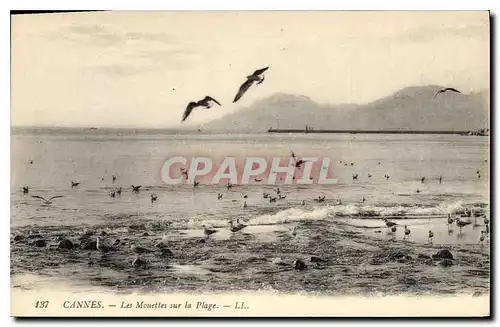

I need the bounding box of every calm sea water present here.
[11,128,489,238]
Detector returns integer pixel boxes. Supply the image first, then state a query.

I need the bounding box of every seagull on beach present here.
[155,235,169,248]
[315,195,326,203]
[96,236,116,253]
[428,230,434,244]
[181,96,221,122]
[202,225,217,238]
[455,218,472,233]
[131,243,154,254]
[384,218,398,229]
[434,87,461,98]
[403,226,411,240]
[390,226,397,240]
[132,256,148,268]
[150,194,158,203]
[233,67,269,103]
[479,231,485,247]
[32,195,64,205]
[229,220,247,232]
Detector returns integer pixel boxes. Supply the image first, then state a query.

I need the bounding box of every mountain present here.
[203,86,489,132]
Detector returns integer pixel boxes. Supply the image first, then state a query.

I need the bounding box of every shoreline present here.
[267,129,489,136]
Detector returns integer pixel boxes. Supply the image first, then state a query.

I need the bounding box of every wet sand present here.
[11,215,490,296]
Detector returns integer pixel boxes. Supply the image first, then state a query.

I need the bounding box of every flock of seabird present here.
[17,82,488,272]
[382,205,489,246]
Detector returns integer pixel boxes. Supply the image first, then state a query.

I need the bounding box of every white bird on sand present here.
[32,195,64,205]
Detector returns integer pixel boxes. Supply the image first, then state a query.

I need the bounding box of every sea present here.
[10,127,490,296]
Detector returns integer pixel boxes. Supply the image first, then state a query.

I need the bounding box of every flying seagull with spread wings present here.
[181,96,221,122]
[233,67,269,103]
[434,87,461,98]
[32,195,64,205]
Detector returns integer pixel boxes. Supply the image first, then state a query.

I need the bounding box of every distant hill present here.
[203,86,489,132]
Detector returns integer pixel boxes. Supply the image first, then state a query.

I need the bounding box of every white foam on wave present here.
[185,200,488,229]
[249,206,333,226]
[247,200,488,226]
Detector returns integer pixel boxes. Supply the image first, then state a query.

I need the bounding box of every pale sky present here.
[11,11,490,128]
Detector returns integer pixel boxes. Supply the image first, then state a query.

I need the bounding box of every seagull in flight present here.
[289,149,308,168]
[181,96,221,122]
[434,87,461,98]
[32,195,64,205]
[233,67,269,103]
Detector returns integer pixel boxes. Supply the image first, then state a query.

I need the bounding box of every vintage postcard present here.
[10,10,490,317]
